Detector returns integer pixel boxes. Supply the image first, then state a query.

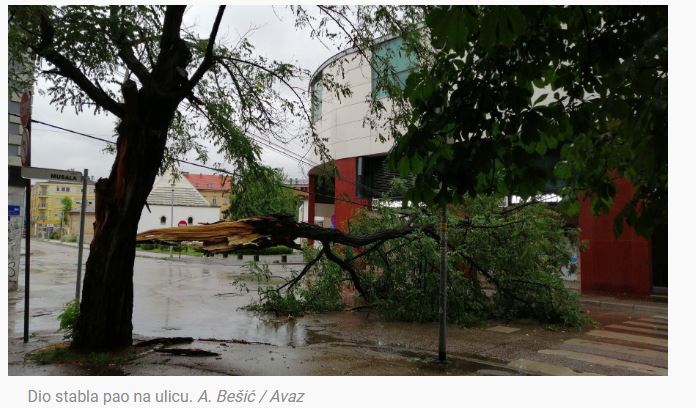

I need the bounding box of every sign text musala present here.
[51,173,78,181]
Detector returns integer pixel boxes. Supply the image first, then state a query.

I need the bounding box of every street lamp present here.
[170,182,174,259]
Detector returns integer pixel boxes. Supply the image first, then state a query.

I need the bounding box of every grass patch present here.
[26,343,138,367]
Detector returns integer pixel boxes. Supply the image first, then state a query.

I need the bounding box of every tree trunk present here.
[72,101,176,350]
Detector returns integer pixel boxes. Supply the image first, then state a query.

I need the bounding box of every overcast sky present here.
[29,6,339,182]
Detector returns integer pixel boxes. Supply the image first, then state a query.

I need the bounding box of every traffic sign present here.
[19,92,31,127]
[21,166,83,182]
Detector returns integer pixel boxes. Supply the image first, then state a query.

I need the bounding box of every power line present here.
[22,113,383,197]
[15,113,373,209]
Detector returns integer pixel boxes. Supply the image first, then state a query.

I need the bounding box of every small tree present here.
[225,166,302,220]
[59,196,73,235]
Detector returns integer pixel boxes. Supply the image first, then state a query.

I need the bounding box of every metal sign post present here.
[21,166,86,342]
[23,179,31,343]
[75,169,88,300]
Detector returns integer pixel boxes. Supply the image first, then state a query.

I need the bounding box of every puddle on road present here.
[13,241,522,375]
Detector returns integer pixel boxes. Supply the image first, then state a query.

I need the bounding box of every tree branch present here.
[108,6,152,85]
[180,5,226,97]
[322,241,369,301]
[33,11,124,117]
[221,56,311,121]
[157,5,186,60]
[276,247,325,293]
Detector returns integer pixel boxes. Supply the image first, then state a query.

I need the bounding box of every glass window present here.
[212,197,217,205]
[160,216,166,225]
[187,216,193,225]
[371,37,416,99]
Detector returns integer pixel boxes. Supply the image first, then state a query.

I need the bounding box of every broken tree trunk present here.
[136,215,438,302]
[136,215,436,255]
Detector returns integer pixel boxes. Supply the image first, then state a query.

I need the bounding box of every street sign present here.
[8,205,21,216]
[20,128,31,166]
[21,166,83,182]
[20,92,31,127]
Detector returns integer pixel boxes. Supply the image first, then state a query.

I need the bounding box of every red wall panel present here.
[579,178,652,296]
[334,158,371,232]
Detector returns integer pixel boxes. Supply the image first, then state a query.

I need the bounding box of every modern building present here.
[304,38,667,298]
[306,36,408,231]
[184,172,232,213]
[137,171,221,233]
[30,179,96,237]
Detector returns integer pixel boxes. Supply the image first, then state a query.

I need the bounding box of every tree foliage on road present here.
[8,5,341,349]
[389,6,667,237]
[224,166,302,221]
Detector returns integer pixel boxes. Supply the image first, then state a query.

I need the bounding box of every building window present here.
[66,187,70,192]
[207,183,213,188]
[212,197,217,206]
[371,37,416,100]
[310,78,322,123]
[223,197,229,205]
[160,216,166,225]
[356,155,402,199]
[187,216,193,225]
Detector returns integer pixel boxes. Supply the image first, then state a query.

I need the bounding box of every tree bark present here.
[72,98,177,350]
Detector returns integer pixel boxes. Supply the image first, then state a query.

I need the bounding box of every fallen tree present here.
[136,197,588,328]
[136,214,437,300]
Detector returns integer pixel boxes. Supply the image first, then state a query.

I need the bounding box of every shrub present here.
[58,300,80,339]
[234,245,293,256]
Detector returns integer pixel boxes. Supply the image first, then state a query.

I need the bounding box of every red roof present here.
[184,173,232,192]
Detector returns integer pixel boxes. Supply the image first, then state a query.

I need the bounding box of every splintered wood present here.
[136,214,431,256]
[135,215,299,255]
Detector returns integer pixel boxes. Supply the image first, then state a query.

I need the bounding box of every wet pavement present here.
[8,240,667,376]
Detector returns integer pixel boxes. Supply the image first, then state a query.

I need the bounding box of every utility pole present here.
[169,183,174,259]
[438,204,448,362]
[75,169,88,301]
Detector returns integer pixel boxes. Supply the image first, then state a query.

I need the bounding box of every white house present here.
[137,171,221,233]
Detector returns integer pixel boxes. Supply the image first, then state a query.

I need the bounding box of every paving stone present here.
[507,358,596,376]
[538,349,667,375]
[605,324,668,336]
[586,330,668,347]
[486,325,520,334]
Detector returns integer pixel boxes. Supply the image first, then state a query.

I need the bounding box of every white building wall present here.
[309,49,395,168]
[137,205,221,233]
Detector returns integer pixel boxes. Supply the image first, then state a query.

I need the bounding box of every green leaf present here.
[398,156,411,176]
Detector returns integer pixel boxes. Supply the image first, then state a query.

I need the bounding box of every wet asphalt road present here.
[8,239,665,375]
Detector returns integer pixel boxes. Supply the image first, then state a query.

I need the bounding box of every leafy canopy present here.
[8,5,345,175]
[225,166,303,220]
[390,6,666,236]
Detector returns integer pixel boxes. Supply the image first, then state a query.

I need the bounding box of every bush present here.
[234,246,294,256]
[58,300,80,340]
[236,248,344,316]
[62,234,77,243]
[49,231,61,240]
